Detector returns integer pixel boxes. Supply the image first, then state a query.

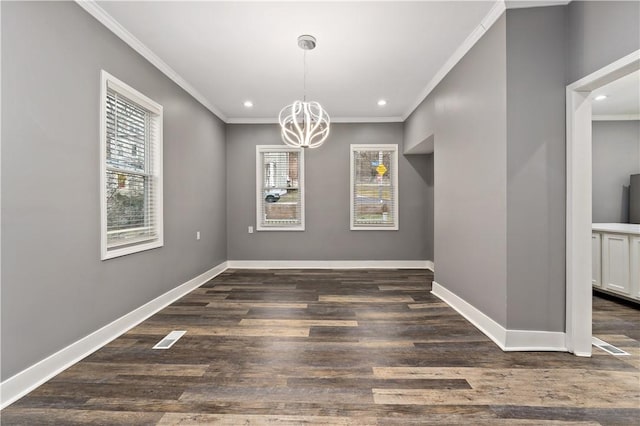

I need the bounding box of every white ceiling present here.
[93,1,502,122]
[90,1,571,123]
[592,70,640,118]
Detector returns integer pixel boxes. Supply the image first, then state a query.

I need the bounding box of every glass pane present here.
[353,149,395,225]
[106,170,156,246]
[261,151,301,226]
[106,91,147,173]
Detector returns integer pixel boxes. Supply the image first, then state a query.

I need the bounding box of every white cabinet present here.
[631,236,640,299]
[592,224,640,303]
[592,233,601,288]
[602,233,630,295]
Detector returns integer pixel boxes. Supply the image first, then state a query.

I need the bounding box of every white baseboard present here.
[226,260,432,269]
[426,260,434,272]
[0,261,228,409]
[505,329,567,351]
[431,281,566,352]
[431,281,507,349]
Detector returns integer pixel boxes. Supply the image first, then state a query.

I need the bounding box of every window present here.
[256,146,304,231]
[350,144,398,230]
[100,71,163,259]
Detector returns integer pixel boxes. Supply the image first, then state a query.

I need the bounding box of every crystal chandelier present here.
[279,35,330,149]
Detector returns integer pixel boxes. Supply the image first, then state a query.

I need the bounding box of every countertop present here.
[592,223,640,235]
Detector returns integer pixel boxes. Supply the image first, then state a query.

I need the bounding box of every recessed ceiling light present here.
[377,99,387,107]
[243,100,254,108]
[594,95,608,101]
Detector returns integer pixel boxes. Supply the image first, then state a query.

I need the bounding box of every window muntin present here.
[350,144,398,230]
[101,71,163,259]
[256,146,304,231]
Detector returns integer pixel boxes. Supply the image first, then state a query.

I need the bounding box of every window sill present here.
[102,239,163,260]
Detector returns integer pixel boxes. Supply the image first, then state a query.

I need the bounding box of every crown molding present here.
[75,0,227,122]
[226,116,404,124]
[592,114,640,121]
[402,0,506,121]
[505,1,570,9]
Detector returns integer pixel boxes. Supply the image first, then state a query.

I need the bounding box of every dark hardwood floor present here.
[2,269,639,425]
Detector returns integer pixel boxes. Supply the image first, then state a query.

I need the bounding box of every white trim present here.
[565,87,593,356]
[227,116,404,124]
[567,51,640,92]
[0,261,228,409]
[350,144,399,231]
[505,1,570,9]
[505,330,567,352]
[0,3,3,387]
[426,260,434,272]
[228,117,280,124]
[105,77,162,115]
[565,49,640,357]
[401,0,506,120]
[100,70,164,260]
[256,146,305,232]
[592,114,640,121]
[226,260,431,270]
[431,282,567,352]
[431,281,507,349]
[75,1,226,121]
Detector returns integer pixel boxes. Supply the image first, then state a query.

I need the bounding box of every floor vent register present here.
[592,336,630,356]
[153,330,186,350]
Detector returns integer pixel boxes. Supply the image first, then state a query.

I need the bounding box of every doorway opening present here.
[565,50,640,356]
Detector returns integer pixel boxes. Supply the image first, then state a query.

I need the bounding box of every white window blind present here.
[256,146,304,231]
[101,71,163,259]
[350,144,398,230]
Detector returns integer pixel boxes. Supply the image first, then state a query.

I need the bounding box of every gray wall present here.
[568,1,640,84]
[226,123,431,261]
[402,1,640,335]
[432,16,508,326]
[404,96,435,154]
[505,6,567,331]
[592,120,640,223]
[423,154,434,261]
[1,1,227,380]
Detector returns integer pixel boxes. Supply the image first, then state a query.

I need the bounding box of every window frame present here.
[100,70,164,260]
[350,144,399,231]
[256,145,305,231]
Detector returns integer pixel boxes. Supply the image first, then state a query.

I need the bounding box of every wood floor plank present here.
[378,285,429,291]
[372,368,640,408]
[286,377,471,390]
[50,362,209,382]
[209,284,297,291]
[206,302,309,309]
[319,295,415,303]
[239,319,358,327]
[157,412,378,425]
[2,269,638,425]
[491,405,640,425]
[179,384,375,404]
[126,325,310,337]
[0,408,163,425]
